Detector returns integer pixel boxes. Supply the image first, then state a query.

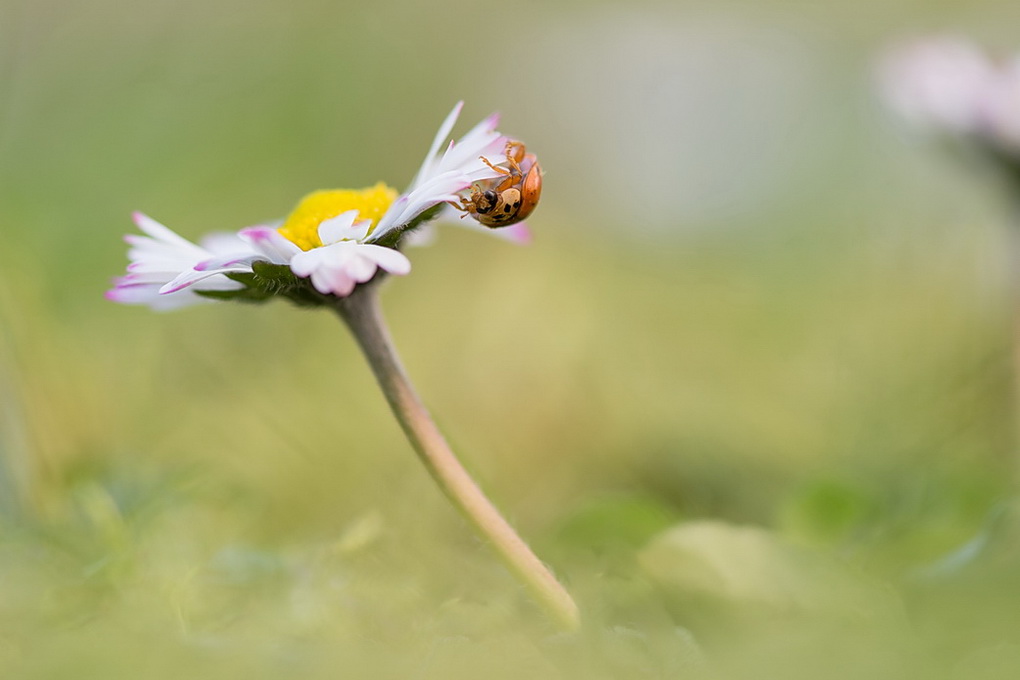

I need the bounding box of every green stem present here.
[335,285,580,631]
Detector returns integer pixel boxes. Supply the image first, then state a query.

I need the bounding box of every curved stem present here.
[335,285,580,631]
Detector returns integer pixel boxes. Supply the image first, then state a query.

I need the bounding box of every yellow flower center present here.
[277,182,398,251]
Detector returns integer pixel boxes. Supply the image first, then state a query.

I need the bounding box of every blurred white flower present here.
[109,103,517,309]
[880,37,994,133]
[880,37,1020,156]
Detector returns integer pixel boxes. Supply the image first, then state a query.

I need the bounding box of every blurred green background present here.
[5,0,1020,677]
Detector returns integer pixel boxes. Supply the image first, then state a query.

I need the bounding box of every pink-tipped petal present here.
[311,265,356,297]
[239,226,302,264]
[463,111,501,141]
[159,267,244,294]
[496,222,532,245]
[132,212,198,249]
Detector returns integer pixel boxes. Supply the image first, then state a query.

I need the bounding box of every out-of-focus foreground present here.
[4,0,1020,677]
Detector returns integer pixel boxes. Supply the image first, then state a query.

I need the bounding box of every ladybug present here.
[455,140,542,228]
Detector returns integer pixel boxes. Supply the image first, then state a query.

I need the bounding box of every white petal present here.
[318,211,371,245]
[361,244,412,275]
[371,195,411,238]
[411,101,464,190]
[372,171,472,240]
[199,231,251,255]
[106,282,212,311]
[438,131,505,179]
[125,254,200,274]
[132,212,204,251]
[110,215,250,310]
[239,226,302,264]
[459,112,502,149]
[311,264,356,297]
[159,266,250,294]
[371,105,511,243]
[288,248,324,278]
[346,253,379,282]
[194,253,263,271]
[288,241,410,297]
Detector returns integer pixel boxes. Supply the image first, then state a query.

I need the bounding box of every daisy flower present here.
[108,102,522,310]
[104,104,578,630]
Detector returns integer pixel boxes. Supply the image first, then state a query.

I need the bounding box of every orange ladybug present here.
[456,140,542,228]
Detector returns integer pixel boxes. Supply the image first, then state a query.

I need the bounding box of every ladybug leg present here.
[448,189,486,220]
[447,195,474,213]
[479,155,512,176]
[447,201,474,220]
[493,174,517,192]
[503,141,523,174]
[480,153,523,192]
